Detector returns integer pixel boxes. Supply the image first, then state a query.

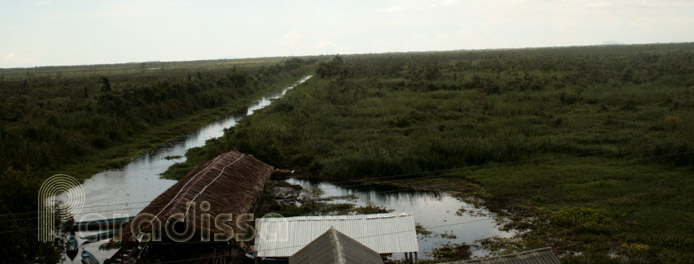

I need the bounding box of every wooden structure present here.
[111,150,274,263]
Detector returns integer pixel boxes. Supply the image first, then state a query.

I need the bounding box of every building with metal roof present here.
[289,227,384,264]
[255,213,418,258]
[447,247,560,264]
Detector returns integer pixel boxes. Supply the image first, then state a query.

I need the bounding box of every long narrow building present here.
[112,150,274,263]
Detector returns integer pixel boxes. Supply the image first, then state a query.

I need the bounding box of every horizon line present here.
[2,41,692,70]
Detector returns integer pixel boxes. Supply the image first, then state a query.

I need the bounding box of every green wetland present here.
[166,43,694,263]
[1,43,693,263]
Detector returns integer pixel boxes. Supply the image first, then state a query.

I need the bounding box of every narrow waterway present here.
[63,73,512,263]
[64,76,312,262]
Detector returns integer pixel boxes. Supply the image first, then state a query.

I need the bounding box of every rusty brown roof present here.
[119,150,273,244]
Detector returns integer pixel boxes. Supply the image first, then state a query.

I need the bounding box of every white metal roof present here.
[255,213,418,257]
[446,247,560,264]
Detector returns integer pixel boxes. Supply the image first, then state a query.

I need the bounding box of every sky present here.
[1,0,693,68]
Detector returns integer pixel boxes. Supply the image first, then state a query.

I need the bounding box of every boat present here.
[80,228,122,243]
[81,250,99,264]
[66,233,78,260]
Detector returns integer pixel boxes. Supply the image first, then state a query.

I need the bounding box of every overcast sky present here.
[1,0,693,68]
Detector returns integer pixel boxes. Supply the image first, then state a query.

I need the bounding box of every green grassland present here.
[165,43,694,263]
[0,57,317,262]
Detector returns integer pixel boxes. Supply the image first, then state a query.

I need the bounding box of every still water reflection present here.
[286,178,514,259]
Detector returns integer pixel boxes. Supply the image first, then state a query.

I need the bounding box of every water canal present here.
[62,75,513,262]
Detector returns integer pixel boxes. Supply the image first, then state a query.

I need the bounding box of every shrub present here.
[432,242,472,261]
[551,207,620,234]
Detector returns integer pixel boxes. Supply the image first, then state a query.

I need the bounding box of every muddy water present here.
[286,178,515,259]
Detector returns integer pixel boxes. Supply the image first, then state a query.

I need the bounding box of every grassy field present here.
[165,43,694,263]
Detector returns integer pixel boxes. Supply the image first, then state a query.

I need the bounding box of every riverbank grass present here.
[53,76,304,181]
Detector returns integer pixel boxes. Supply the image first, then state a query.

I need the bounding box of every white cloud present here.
[430,0,460,8]
[4,52,17,60]
[378,6,403,13]
[314,40,333,49]
[0,52,36,68]
[441,0,459,6]
[379,0,461,13]
[36,0,51,6]
[585,1,613,8]
[313,40,343,54]
[281,29,302,49]
[631,0,694,8]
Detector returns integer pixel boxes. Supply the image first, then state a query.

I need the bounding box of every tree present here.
[621,67,634,82]
[283,57,305,71]
[100,77,111,92]
[316,56,346,78]
[422,62,441,80]
[0,168,62,263]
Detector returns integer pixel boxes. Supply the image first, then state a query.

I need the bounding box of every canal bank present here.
[60,76,313,262]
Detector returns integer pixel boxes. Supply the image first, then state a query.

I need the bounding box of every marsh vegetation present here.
[167,43,694,263]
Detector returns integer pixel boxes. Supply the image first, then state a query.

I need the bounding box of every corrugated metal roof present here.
[255,213,418,257]
[289,227,384,264]
[446,247,560,264]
